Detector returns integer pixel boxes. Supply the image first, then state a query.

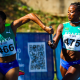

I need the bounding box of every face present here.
[67,5,80,22]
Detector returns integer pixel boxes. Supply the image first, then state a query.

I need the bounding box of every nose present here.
[68,11,70,14]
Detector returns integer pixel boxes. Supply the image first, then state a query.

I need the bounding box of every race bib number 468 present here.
[0,39,16,57]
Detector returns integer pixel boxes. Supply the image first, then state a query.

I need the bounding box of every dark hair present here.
[0,11,6,20]
[70,2,80,12]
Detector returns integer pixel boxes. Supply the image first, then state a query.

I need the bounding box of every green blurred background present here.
[0,0,68,34]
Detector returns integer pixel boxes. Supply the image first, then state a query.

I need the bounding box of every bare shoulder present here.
[53,24,63,42]
[57,24,63,32]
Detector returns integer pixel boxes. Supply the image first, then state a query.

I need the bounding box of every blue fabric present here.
[60,58,80,70]
[0,59,19,75]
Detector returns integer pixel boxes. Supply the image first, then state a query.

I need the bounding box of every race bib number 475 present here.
[63,34,80,51]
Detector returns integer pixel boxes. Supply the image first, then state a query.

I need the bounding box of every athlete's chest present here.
[0,27,16,57]
[0,26,15,44]
[62,26,80,51]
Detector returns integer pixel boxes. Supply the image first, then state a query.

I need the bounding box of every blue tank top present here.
[62,22,80,51]
[0,26,16,57]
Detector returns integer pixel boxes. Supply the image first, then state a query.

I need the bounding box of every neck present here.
[70,21,80,27]
[70,21,80,23]
[0,25,5,33]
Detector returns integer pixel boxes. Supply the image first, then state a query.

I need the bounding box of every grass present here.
[54,73,58,80]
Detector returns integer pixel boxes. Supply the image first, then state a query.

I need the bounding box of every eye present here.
[71,11,74,13]
[68,11,69,13]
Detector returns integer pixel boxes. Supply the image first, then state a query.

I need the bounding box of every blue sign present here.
[55,39,63,80]
[16,33,54,80]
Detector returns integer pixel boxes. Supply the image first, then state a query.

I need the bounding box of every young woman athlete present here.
[48,2,80,80]
[0,11,53,80]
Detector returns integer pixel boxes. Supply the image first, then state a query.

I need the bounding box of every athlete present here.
[0,11,53,80]
[48,2,80,80]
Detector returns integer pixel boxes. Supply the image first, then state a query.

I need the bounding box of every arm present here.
[48,24,63,49]
[11,13,53,35]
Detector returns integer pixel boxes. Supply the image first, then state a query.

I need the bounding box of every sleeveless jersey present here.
[0,26,16,57]
[62,22,80,51]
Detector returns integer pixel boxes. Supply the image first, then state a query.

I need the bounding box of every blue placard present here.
[16,33,54,80]
[55,39,63,80]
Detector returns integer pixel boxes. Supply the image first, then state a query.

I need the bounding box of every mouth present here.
[68,17,71,19]
[68,17,72,20]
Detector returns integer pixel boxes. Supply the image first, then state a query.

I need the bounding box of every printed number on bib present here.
[0,44,14,53]
[64,38,80,47]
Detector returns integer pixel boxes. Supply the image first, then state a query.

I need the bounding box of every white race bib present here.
[0,39,16,57]
[63,34,80,51]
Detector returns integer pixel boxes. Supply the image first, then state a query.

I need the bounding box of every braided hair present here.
[0,11,6,20]
[70,2,80,12]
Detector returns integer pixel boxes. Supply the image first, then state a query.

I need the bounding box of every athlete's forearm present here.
[28,13,47,30]
[27,13,54,34]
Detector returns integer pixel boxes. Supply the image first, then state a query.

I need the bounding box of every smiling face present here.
[67,5,80,22]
